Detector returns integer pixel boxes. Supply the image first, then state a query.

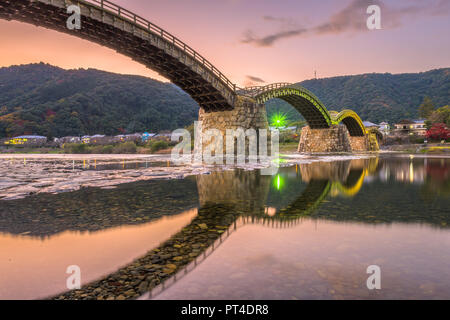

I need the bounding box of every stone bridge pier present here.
[197,96,269,154]
[199,95,269,137]
[298,125,379,153]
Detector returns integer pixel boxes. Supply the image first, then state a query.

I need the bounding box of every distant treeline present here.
[266,68,450,124]
[0,63,199,138]
[1,63,449,139]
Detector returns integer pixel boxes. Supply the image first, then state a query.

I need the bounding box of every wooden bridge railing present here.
[83,0,236,92]
[237,82,292,97]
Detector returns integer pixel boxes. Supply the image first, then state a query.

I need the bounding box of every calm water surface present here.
[1,155,449,299]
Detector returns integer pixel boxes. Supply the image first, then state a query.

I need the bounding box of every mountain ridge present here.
[0,63,448,138]
[292,68,450,123]
[0,63,199,138]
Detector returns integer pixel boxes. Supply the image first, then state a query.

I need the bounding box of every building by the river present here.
[2,135,47,146]
[394,119,427,136]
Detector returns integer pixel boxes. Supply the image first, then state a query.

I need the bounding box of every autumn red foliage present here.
[426,123,450,141]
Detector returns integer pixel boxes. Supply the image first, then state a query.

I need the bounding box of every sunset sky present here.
[0,0,449,86]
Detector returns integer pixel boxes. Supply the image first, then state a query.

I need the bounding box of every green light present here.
[270,112,289,128]
[274,174,284,191]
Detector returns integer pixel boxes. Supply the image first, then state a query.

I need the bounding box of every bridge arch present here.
[238,83,332,129]
[0,0,236,111]
[331,110,366,136]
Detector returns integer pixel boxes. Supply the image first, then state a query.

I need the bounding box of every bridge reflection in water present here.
[142,158,379,299]
[148,157,450,300]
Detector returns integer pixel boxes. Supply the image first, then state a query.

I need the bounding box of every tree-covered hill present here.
[0,63,448,138]
[266,68,450,124]
[0,63,199,138]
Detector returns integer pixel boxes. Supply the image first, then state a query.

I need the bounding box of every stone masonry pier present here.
[298,125,352,153]
[199,95,268,136]
[196,95,269,155]
[298,125,379,153]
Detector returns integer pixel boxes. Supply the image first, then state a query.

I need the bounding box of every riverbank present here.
[382,143,450,154]
[0,152,381,201]
[1,144,296,155]
[5,142,448,156]
[2,141,300,155]
[0,145,173,155]
[0,154,199,200]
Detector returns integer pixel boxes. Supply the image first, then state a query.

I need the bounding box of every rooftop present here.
[362,121,379,127]
[396,119,415,124]
[14,135,47,139]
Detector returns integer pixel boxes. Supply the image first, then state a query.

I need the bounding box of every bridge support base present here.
[367,133,380,151]
[349,134,380,152]
[298,125,352,153]
[197,96,269,154]
[348,136,368,152]
[298,125,380,153]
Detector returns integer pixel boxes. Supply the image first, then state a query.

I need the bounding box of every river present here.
[0,154,449,299]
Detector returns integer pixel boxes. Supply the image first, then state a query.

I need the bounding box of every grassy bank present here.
[279,142,299,153]
[382,143,450,154]
[420,146,450,154]
[0,140,175,155]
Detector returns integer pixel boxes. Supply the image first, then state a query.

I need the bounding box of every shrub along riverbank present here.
[381,143,450,154]
[3,140,449,155]
[0,140,174,155]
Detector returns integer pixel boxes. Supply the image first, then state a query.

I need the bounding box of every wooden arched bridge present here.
[238,83,332,129]
[0,0,376,151]
[238,83,366,136]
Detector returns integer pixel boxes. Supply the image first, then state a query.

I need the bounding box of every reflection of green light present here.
[274,174,284,190]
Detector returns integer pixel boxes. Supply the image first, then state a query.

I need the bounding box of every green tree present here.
[419,96,435,119]
[428,105,450,127]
